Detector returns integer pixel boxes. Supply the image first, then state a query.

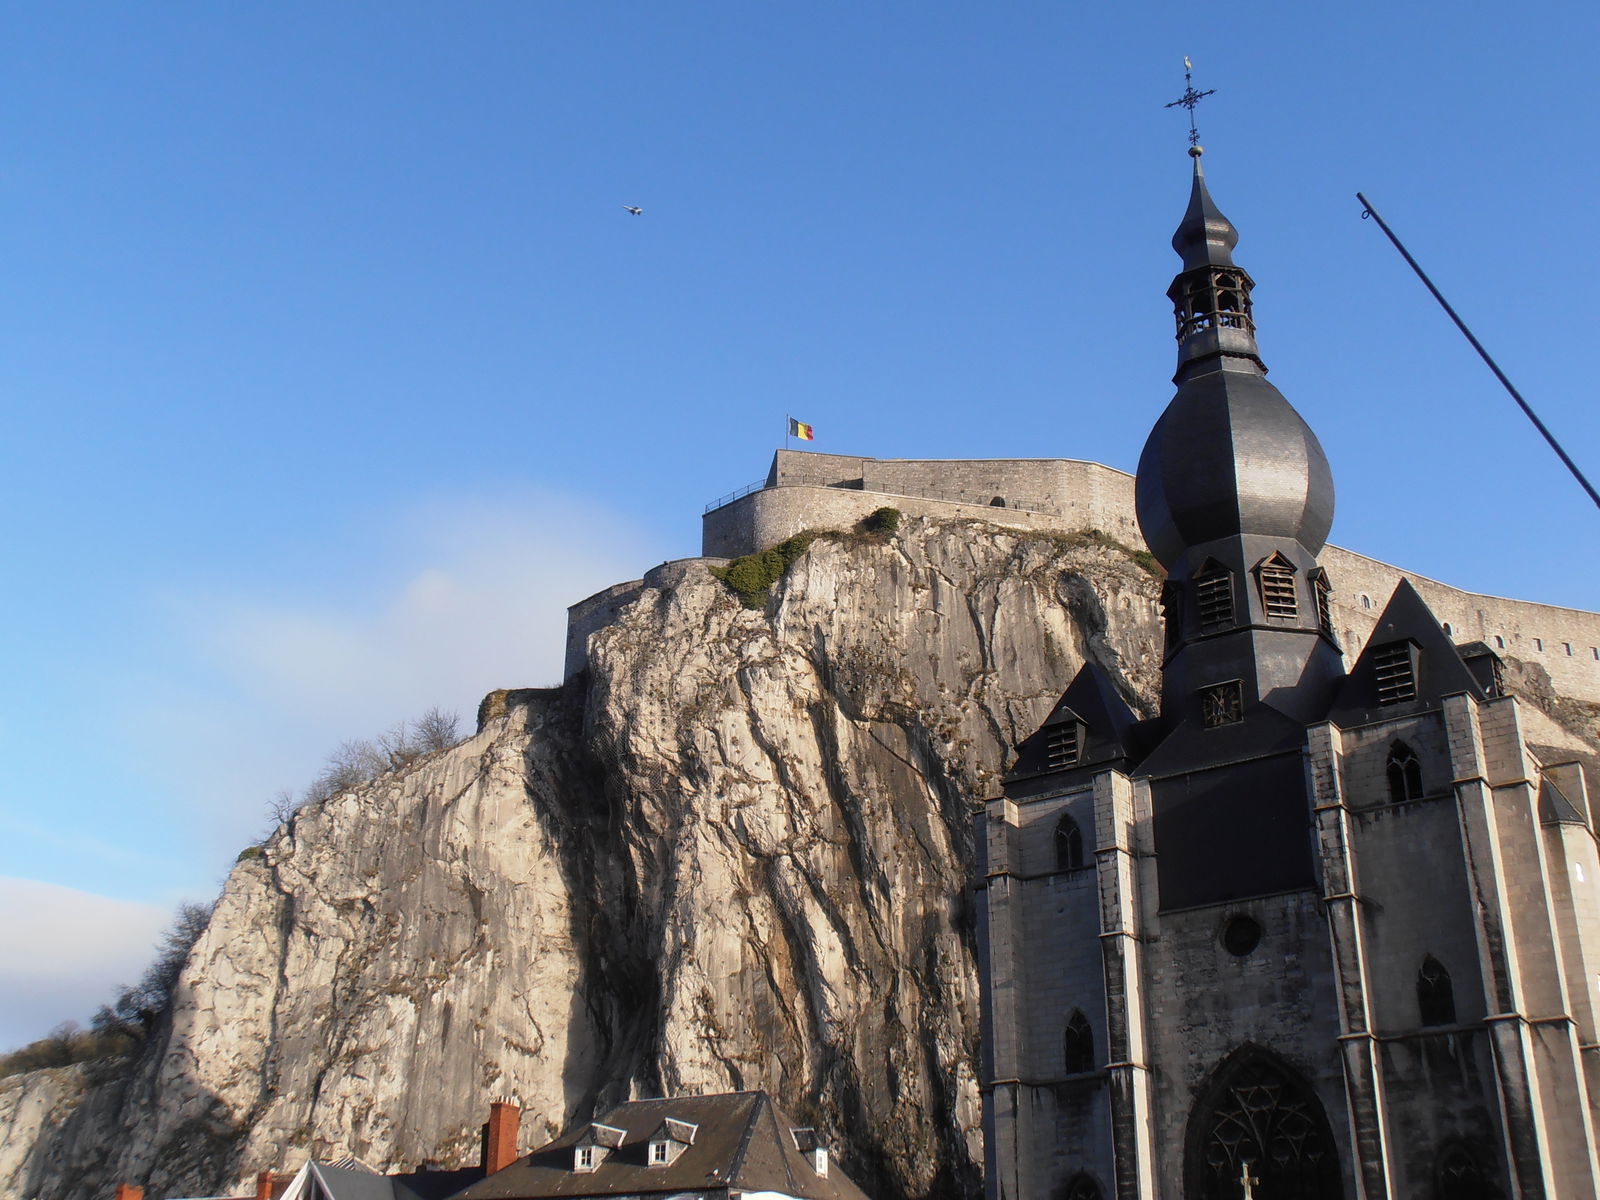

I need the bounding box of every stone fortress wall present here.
[569,450,1600,705]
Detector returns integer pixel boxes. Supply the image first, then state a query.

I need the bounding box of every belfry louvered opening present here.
[1373,642,1418,704]
[1045,722,1082,770]
[1194,565,1234,629]
[1312,570,1334,638]
[1258,554,1298,621]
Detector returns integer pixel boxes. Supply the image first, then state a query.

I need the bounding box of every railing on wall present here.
[704,480,767,514]
[704,477,1063,517]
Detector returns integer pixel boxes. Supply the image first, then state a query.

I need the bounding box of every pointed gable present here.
[1328,579,1485,726]
[1005,661,1141,791]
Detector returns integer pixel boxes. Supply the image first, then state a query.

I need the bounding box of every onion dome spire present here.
[1172,147,1239,270]
[1166,147,1263,380]
[1134,148,1342,727]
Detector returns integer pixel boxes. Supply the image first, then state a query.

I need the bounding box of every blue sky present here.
[2,2,1596,1047]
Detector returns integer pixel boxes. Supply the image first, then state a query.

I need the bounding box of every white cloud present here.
[0,877,170,1050]
[116,487,664,866]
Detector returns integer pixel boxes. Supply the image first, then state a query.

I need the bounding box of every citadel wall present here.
[694,451,1600,704]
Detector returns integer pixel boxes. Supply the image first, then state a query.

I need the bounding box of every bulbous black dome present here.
[1135,370,1335,569]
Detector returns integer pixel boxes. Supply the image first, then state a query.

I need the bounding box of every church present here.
[974,145,1600,1199]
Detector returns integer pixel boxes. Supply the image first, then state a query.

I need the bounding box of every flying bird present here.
[623,205,643,216]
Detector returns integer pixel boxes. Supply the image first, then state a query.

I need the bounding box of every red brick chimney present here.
[113,1186,144,1200]
[255,1169,275,1200]
[483,1100,522,1174]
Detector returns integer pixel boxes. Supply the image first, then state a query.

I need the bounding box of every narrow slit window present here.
[1063,1010,1094,1074]
[1386,741,1423,802]
[1045,723,1082,770]
[1055,814,1084,871]
[1257,554,1298,621]
[1372,643,1418,705]
[1417,955,1456,1026]
[1195,566,1235,629]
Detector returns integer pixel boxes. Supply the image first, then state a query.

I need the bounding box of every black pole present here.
[1356,191,1600,513]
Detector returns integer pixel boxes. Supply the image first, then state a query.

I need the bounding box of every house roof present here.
[450,1091,870,1200]
[278,1160,485,1200]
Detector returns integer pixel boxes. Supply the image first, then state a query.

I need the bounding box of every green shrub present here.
[235,845,264,863]
[1129,549,1162,576]
[860,507,901,535]
[710,532,819,607]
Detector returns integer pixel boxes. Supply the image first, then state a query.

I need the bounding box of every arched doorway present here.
[1184,1046,1342,1199]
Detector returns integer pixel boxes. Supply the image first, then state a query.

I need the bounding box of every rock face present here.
[0,518,1170,1199]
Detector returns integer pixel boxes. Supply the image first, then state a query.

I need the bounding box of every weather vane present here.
[1165,56,1216,148]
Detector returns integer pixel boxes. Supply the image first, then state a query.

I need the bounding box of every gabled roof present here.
[1005,661,1141,790]
[1327,579,1485,726]
[450,1091,869,1200]
[278,1160,484,1200]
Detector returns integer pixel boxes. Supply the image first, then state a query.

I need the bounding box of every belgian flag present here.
[788,417,816,441]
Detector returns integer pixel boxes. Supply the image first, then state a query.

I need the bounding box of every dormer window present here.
[1256,553,1298,621]
[1044,721,1083,770]
[647,1117,696,1168]
[1194,563,1235,630]
[790,1128,828,1177]
[1161,581,1183,650]
[1372,642,1419,705]
[575,1145,597,1173]
[1310,569,1335,639]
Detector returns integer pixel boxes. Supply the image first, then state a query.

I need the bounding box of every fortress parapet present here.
[702,450,1141,559]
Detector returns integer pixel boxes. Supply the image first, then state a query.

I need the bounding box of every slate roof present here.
[280,1161,484,1200]
[1326,578,1486,726]
[1006,661,1142,793]
[451,1091,869,1200]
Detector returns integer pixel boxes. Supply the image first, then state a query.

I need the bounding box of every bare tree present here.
[264,788,299,827]
[415,706,460,752]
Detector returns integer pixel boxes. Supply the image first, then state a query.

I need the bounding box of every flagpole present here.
[785,413,791,450]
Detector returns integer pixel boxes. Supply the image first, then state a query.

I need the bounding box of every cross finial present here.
[1238,1159,1260,1200]
[1165,56,1217,148]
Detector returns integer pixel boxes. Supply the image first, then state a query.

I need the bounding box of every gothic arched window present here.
[1418,956,1456,1027]
[1055,814,1084,871]
[1434,1141,1491,1199]
[1063,1010,1094,1074]
[1184,1046,1341,1200]
[1060,1172,1103,1200]
[1387,741,1423,803]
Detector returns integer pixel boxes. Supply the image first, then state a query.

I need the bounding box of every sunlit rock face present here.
[1,517,1168,1200]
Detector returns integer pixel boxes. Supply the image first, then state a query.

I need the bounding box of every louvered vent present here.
[1045,723,1081,770]
[1314,574,1335,637]
[1373,643,1417,704]
[1259,560,1298,620]
[1195,570,1234,628]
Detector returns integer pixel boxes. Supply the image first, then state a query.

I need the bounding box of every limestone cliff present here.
[0,518,1164,1200]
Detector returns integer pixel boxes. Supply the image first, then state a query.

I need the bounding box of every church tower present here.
[975,147,1600,1199]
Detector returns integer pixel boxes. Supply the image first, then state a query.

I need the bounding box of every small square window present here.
[651,1142,669,1165]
